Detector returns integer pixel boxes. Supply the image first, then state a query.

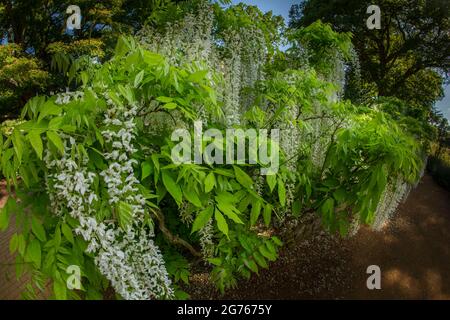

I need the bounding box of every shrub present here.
[0,5,423,300]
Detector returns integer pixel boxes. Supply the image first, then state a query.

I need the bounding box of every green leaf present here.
[214,168,235,177]
[162,171,182,205]
[17,234,26,256]
[214,210,229,238]
[266,174,277,192]
[61,223,74,245]
[253,252,268,268]
[175,289,191,300]
[263,203,272,226]
[188,70,208,83]
[117,84,134,104]
[0,206,10,231]
[9,233,18,254]
[156,96,173,103]
[134,70,145,88]
[244,259,258,273]
[208,258,222,266]
[12,130,24,162]
[321,198,334,216]
[163,102,177,110]
[54,226,62,248]
[215,194,243,224]
[292,200,301,217]
[233,165,254,190]
[53,280,67,300]
[27,130,43,160]
[250,200,262,226]
[38,103,61,122]
[183,188,202,207]
[81,71,89,86]
[204,172,216,193]
[141,161,153,180]
[143,51,164,65]
[259,244,276,261]
[27,239,41,268]
[271,236,283,247]
[191,207,214,233]
[278,178,286,207]
[117,202,133,230]
[47,131,64,154]
[333,188,347,202]
[31,216,46,242]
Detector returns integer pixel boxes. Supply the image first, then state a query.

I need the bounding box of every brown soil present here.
[1,174,449,299]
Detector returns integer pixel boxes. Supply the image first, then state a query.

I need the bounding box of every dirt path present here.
[190,174,450,300]
[347,174,450,299]
[1,174,449,299]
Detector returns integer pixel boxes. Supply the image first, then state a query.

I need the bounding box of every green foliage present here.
[0,2,428,300]
[0,45,49,118]
[287,20,353,76]
[213,2,285,59]
[0,0,186,118]
[209,226,282,293]
[290,0,449,112]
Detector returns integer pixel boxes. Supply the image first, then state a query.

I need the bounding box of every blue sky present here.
[231,0,450,120]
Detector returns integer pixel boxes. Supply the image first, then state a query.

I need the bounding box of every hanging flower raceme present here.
[43,91,173,300]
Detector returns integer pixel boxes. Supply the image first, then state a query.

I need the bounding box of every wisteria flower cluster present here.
[44,92,173,299]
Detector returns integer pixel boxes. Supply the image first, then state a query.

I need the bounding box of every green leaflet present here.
[28,130,43,160]
[266,174,277,192]
[214,209,229,238]
[0,206,10,231]
[215,193,243,224]
[204,172,216,193]
[244,258,258,274]
[12,130,24,162]
[259,244,276,261]
[37,102,61,122]
[163,102,177,110]
[61,223,74,245]
[9,233,18,254]
[250,200,262,226]
[53,279,67,300]
[134,70,145,88]
[162,170,182,205]
[117,201,133,230]
[191,207,214,234]
[278,178,286,207]
[188,70,208,83]
[253,251,268,269]
[47,131,64,154]
[26,239,41,268]
[233,165,254,190]
[263,203,272,226]
[183,188,202,207]
[31,216,46,242]
[141,161,153,180]
[156,96,173,103]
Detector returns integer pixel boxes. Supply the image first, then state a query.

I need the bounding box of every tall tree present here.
[0,0,184,118]
[289,0,449,111]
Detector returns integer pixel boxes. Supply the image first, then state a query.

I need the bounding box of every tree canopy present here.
[289,0,449,113]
